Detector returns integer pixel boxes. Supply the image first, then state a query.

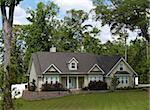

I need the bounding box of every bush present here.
[28,85,36,91]
[41,82,66,91]
[28,79,36,91]
[116,86,135,90]
[88,80,107,90]
[82,87,89,91]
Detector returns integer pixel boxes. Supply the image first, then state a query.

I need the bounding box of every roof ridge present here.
[33,51,122,57]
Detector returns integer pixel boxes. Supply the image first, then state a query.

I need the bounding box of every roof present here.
[30,52,121,76]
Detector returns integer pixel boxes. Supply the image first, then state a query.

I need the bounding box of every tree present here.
[21,2,59,70]
[0,0,23,110]
[101,40,125,56]
[93,0,150,61]
[94,0,149,41]
[128,39,149,83]
[83,32,102,54]
[11,25,27,84]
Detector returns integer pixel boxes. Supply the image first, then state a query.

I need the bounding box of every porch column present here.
[67,76,69,89]
[76,76,79,90]
[84,76,88,87]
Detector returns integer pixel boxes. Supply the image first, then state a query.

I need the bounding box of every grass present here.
[14,90,149,110]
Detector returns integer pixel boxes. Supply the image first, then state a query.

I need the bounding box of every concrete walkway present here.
[137,84,150,88]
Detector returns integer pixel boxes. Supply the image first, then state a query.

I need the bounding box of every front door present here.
[69,77,76,89]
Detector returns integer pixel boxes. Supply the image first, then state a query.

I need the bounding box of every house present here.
[28,48,138,91]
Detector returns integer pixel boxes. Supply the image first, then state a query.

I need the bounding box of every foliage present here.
[10,25,27,84]
[93,0,150,42]
[28,79,36,91]
[41,81,66,91]
[110,76,120,91]
[21,2,59,71]
[88,80,107,90]
[128,39,149,83]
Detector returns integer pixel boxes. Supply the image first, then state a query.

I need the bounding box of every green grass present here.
[15,90,149,110]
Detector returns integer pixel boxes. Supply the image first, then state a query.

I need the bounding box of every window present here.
[120,63,123,71]
[89,77,93,81]
[121,77,124,84]
[95,77,97,81]
[56,77,58,82]
[45,77,48,83]
[71,63,76,69]
[51,77,53,82]
[125,76,128,84]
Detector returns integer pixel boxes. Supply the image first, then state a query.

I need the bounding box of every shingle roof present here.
[31,52,121,76]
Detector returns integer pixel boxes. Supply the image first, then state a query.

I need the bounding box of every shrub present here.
[88,80,107,90]
[116,86,135,90]
[41,82,66,91]
[110,77,120,91]
[28,79,36,91]
[82,87,89,91]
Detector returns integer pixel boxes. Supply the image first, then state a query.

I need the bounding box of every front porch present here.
[61,76,85,90]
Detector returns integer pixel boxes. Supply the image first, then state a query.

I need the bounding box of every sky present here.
[1,0,137,43]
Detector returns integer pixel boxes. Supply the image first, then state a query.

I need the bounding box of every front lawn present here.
[15,90,149,110]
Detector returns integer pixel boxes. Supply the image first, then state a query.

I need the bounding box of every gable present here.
[92,66,100,72]
[68,57,79,63]
[43,64,61,74]
[88,64,105,74]
[46,66,59,72]
[106,58,137,76]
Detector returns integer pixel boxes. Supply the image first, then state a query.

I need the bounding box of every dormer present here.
[68,57,78,70]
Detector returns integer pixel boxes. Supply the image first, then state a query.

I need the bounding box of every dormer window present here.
[68,57,78,70]
[71,63,76,69]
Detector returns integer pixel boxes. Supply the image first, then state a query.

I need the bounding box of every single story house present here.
[28,49,138,91]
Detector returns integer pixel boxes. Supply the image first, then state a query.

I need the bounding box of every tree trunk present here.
[2,18,14,110]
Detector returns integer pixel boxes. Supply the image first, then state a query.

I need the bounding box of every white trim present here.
[88,64,105,74]
[106,58,137,76]
[68,57,79,63]
[43,64,62,74]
